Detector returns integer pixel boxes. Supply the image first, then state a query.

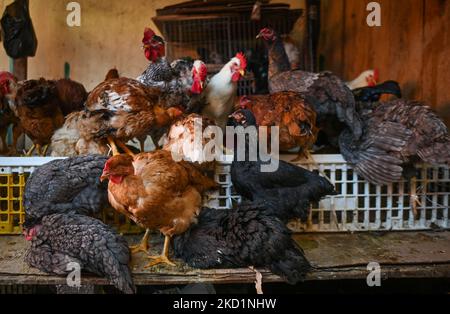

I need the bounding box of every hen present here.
[81,77,183,156]
[191,53,247,130]
[22,155,134,293]
[0,72,22,155]
[23,155,109,225]
[7,78,65,156]
[257,28,362,148]
[24,213,135,294]
[53,78,88,116]
[228,109,336,222]
[237,92,318,160]
[174,202,311,284]
[162,113,217,169]
[101,150,218,267]
[339,99,450,185]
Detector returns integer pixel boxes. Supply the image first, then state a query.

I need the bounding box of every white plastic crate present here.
[1,155,449,234]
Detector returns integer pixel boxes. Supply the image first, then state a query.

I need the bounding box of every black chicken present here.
[23,155,135,293]
[340,99,450,185]
[173,202,311,284]
[25,213,135,294]
[228,109,337,222]
[352,80,402,103]
[23,155,109,225]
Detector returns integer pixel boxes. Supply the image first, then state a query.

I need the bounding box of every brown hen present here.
[101,150,218,267]
[238,92,318,160]
[82,77,183,156]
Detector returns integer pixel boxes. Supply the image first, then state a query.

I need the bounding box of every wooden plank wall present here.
[319,0,450,126]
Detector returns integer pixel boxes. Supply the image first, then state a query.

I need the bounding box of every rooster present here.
[257,28,362,148]
[190,53,247,130]
[137,28,207,110]
[346,69,379,90]
[100,151,218,267]
[237,92,318,160]
[339,99,450,185]
[81,77,184,157]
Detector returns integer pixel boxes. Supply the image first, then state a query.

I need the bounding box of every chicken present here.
[24,213,135,294]
[192,53,247,130]
[228,109,336,222]
[1,72,20,154]
[136,28,207,112]
[50,111,110,157]
[339,99,450,185]
[4,78,65,156]
[100,150,218,267]
[346,69,379,90]
[81,77,184,157]
[173,202,311,284]
[162,113,217,168]
[53,78,87,116]
[23,155,109,224]
[237,92,319,160]
[257,27,362,148]
[352,80,402,102]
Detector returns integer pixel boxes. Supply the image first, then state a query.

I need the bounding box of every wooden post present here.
[306,0,321,72]
[13,58,28,81]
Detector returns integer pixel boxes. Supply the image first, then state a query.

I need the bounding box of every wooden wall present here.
[319,0,450,125]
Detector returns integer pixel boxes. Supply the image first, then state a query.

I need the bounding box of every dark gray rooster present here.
[257,27,362,147]
[23,155,135,294]
[228,109,337,222]
[352,80,402,103]
[173,202,311,284]
[25,213,135,294]
[340,99,450,185]
[23,155,109,227]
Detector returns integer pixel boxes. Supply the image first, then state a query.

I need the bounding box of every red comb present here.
[0,71,17,83]
[143,27,155,43]
[235,52,247,70]
[373,69,379,82]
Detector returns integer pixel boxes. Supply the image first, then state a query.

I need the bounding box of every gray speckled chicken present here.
[23,155,109,227]
[24,213,135,294]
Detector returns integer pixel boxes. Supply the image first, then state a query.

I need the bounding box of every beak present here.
[100,173,108,182]
[256,34,261,39]
[200,81,204,89]
[239,69,245,77]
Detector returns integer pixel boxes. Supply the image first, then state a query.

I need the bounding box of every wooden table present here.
[1,231,449,290]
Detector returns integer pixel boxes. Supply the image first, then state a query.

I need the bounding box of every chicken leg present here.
[115,140,136,157]
[144,235,176,268]
[25,144,36,156]
[107,136,120,156]
[129,228,151,255]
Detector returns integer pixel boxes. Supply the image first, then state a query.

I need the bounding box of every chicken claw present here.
[129,229,151,255]
[143,235,176,268]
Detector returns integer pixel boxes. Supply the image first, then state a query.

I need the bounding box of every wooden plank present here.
[422,0,450,126]
[1,231,449,286]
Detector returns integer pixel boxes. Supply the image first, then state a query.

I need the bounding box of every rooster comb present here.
[235,52,247,70]
[143,27,156,43]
